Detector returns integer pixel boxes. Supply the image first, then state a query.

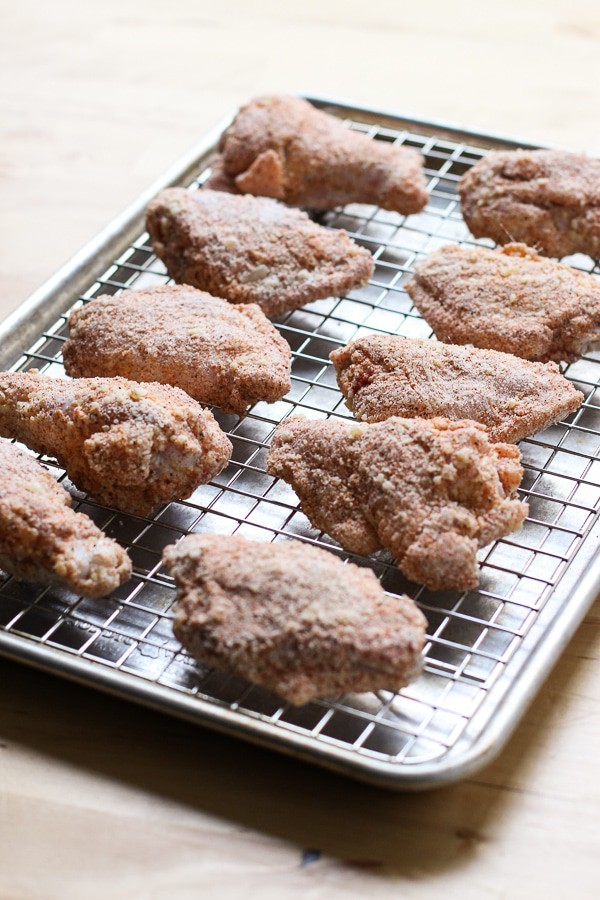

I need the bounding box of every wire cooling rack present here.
[1,98,599,789]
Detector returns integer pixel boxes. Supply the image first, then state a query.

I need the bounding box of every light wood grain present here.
[1,1,600,897]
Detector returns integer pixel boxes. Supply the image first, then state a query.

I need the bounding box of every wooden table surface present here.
[1,2,599,897]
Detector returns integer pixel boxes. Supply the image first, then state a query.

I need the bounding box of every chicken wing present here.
[267,416,527,592]
[205,95,428,214]
[146,188,373,318]
[459,149,600,258]
[0,372,232,515]
[331,335,583,443]
[405,242,600,363]
[163,534,427,705]
[0,440,131,597]
[63,285,291,416]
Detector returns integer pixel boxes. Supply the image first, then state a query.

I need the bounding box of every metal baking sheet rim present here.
[0,97,598,790]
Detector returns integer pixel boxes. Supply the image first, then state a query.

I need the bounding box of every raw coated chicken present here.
[0,440,131,597]
[331,334,583,443]
[63,285,291,416]
[164,534,427,705]
[146,188,374,318]
[0,372,232,515]
[267,416,528,592]
[405,242,600,363]
[459,149,600,258]
[206,95,428,214]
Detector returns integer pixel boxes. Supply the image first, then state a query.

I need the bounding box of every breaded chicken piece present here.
[205,95,428,214]
[405,243,600,363]
[267,417,527,592]
[459,149,600,258]
[63,285,291,416]
[331,335,583,443]
[163,534,427,705]
[0,441,131,597]
[0,372,232,515]
[146,188,374,318]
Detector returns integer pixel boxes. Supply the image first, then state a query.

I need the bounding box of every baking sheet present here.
[1,97,599,789]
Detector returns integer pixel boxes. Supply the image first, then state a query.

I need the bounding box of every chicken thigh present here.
[459,149,600,258]
[405,243,600,363]
[267,416,527,592]
[146,188,373,318]
[331,334,583,443]
[63,285,291,416]
[164,534,427,705]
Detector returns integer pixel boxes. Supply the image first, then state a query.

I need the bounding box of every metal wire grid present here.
[1,115,600,772]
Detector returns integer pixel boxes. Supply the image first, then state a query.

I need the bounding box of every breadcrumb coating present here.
[205,95,428,214]
[406,242,600,363]
[146,188,374,318]
[0,440,131,597]
[267,416,528,592]
[0,372,232,515]
[164,534,427,705]
[63,285,291,416]
[331,334,583,443]
[459,149,600,258]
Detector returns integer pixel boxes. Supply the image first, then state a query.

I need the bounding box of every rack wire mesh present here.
[1,102,599,786]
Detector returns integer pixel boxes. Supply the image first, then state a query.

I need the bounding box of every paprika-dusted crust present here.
[0,372,232,515]
[64,285,291,416]
[0,440,131,597]
[164,534,427,706]
[459,149,600,258]
[267,416,527,592]
[146,188,373,318]
[206,95,428,214]
[331,334,583,442]
[406,242,600,363]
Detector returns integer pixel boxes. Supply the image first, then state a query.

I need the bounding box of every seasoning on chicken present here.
[146,188,374,318]
[405,242,600,363]
[267,416,527,592]
[0,372,232,516]
[205,95,428,214]
[163,534,427,706]
[459,149,600,258]
[331,334,583,443]
[63,285,291,416]
[0,440,131,597]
